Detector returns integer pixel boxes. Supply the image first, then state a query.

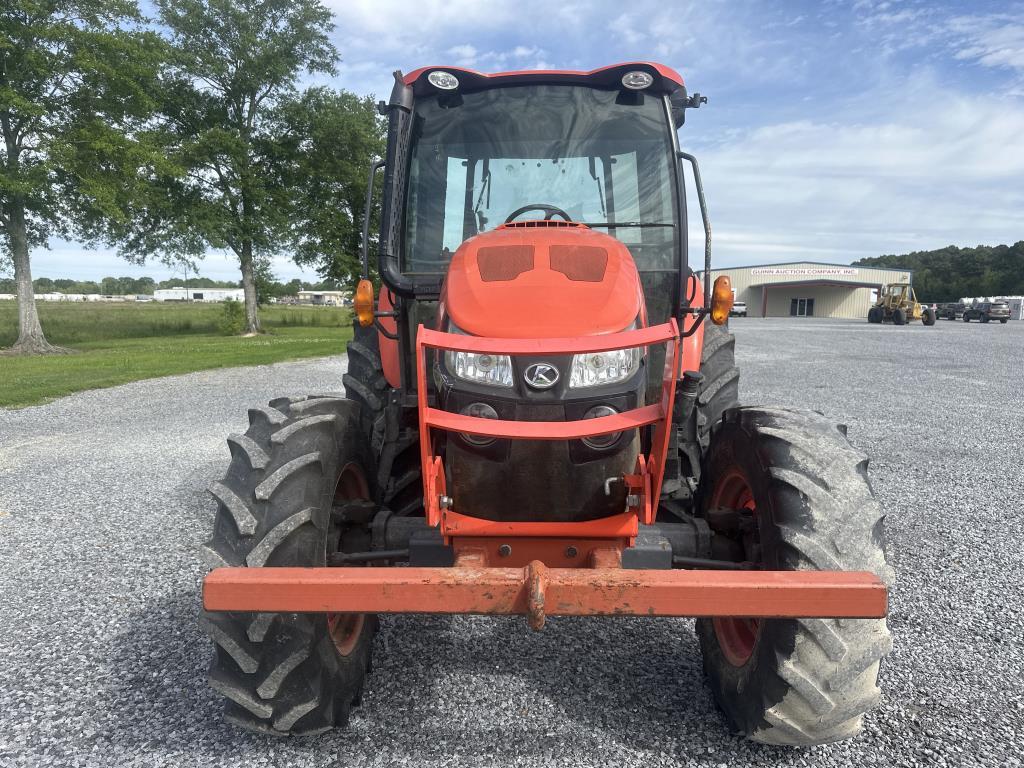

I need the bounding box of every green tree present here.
[139,0,338,334]
[855,241,1024,301]
[0,0,165,354]
[280,88,384,290]
[253,258,279,305]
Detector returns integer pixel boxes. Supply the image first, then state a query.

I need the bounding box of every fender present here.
[377,287,401,388]
[681,274,706,373]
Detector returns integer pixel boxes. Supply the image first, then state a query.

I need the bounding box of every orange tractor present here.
[201,63,892,745]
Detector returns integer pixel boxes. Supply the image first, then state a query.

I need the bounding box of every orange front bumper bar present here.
[203,565,887,630]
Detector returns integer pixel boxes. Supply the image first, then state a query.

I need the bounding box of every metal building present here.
[296,290,350,306]
[702,261,913,319]
[153,287,245,302]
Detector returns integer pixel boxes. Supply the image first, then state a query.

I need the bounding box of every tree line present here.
[854,241,1024,302]
[0,274,344,299]
[1,0,382,354]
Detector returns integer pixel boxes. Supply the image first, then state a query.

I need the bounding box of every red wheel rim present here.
[711,469,761,667]
[328,612,365,657]
[327,462,369,657]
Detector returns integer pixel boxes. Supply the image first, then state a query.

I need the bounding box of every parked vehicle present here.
[868,283,935,326]
[729,300,747,317]
[938,302,965,320]
[963,301,1011,324]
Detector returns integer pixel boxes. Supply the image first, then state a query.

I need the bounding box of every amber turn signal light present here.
[710,276,734,325]
[354,279,375,327]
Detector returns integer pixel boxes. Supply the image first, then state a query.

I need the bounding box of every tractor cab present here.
[362,64,715,393]
[880,283,915,308]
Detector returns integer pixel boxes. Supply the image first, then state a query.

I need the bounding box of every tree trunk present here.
[4,199,65,355]
[239,239,261,335]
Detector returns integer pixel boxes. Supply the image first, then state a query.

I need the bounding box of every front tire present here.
[867,307,882,324]
[697,407,893,746]
[344,322,422,518]
[200,396,377,735]
[922,308,936,326]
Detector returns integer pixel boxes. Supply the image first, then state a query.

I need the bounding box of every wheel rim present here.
[327,462,368,657]
[710,469,761,667]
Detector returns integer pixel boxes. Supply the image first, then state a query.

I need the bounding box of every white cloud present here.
[29,243,320,282]
[439,43,551,71]
[511,45,543,59]
[852,5,1024,87]
[950,16,1024,73]
[21,1,1024,280]
[687,75,1024,267]
[446,44,479,66]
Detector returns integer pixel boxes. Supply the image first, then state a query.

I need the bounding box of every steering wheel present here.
[504,204,573,224]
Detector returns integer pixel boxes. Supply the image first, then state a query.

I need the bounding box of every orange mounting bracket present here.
[415,320,682,538]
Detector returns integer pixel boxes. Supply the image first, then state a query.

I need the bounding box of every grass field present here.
[0,301,353,408]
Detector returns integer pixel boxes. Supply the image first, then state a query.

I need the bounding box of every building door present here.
[789,298,815,317]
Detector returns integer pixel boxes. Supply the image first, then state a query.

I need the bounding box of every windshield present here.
[402,85,678,275]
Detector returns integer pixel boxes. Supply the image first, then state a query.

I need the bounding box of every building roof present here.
[704,260,914,276]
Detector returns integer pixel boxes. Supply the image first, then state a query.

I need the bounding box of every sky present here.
[25,0,1024,282]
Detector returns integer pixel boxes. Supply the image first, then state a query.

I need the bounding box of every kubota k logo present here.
[524,363,559,389]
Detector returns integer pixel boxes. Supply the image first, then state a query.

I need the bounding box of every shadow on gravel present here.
[107,593,867,765]
[339,614,779,764]
[104,596,757,763]
[104,592,273,756]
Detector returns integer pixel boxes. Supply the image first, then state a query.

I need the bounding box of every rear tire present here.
[696,321,741,452]
[892,308,906,325]
[201,397,377,735]
[1000,318,1008,324]
[981,314,990,323]
[867,307,882,324]
[697,407,893,746]
[660,320,740,517]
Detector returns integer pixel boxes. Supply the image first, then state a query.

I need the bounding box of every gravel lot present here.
[1,319,1022,767]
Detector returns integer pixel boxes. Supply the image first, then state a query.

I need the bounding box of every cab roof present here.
[403,62,685,96]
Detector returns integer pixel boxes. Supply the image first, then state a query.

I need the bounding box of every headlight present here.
[621,71,654,90]
[427,70,459,90]
[569,324,642,388]
[569,348,641,387]
[444,322,513,387]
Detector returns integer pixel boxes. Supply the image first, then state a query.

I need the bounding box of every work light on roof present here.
[621,70,654,90]
[428,70,460,90]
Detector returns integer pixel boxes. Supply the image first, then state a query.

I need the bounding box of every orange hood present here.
[441,223,644,338]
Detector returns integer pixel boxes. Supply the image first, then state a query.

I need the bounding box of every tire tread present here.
[700,407,892,746]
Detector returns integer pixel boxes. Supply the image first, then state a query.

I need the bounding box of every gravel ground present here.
[1,319,1022,767]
